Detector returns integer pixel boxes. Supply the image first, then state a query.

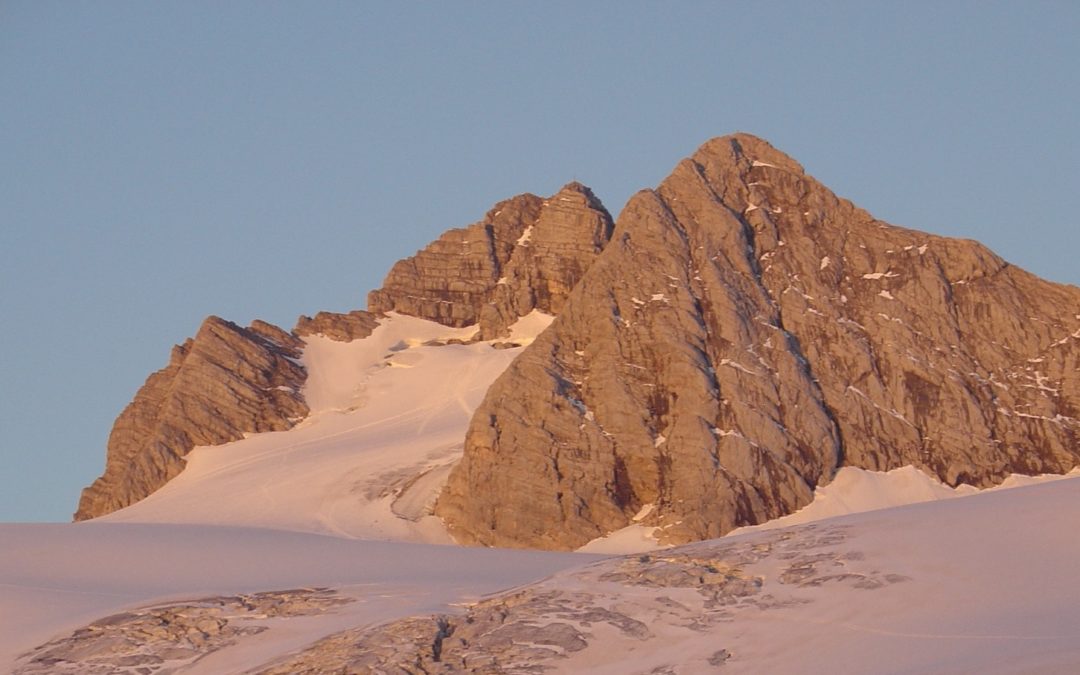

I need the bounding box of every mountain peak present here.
[75,134,1080,552]
[368,183,614,338]
[691,132,806,176]
[554,180,604,206]
[437,135,1080,550]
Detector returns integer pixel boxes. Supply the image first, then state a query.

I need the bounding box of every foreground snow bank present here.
[262,475,1080,673]
[582,465,1080,553]
[14,475,1080,673]
[564,475,1080,674]
[0,522,595,673]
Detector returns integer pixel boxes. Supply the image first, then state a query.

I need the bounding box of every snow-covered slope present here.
[581,465,1080,553]
[731,464,1080,535]
[100,312,552,541]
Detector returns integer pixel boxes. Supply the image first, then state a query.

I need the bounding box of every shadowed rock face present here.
[437,133,1080,550]
[74,317,308,520]
[367,182,614,338]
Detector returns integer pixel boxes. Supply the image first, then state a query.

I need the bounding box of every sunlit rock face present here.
[75,317,308,520]
[76,134,1079,544]
[438,133,1080,550]
[76,183,614,521]
[367,182,614,338]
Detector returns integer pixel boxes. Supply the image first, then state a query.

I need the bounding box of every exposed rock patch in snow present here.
[0,523,595,673]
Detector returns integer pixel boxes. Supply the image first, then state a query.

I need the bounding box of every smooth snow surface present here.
[577,523,664,554]
[581,466,1080,553]
[100,313,546,541]
[8,478,1080,672]
[734,465,1080,535]
[735,465,976,534]
[505,309,554,345]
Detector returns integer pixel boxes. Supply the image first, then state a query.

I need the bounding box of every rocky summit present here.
[77,134,1079,552]
[75,317,308,520]
[436,133,1080,550]
[368,181,614,339]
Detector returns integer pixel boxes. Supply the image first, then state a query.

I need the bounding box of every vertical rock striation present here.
[367,183,614,338]
[75,181,611,520]
[74,317,308,520]
[437,133,1080,550]
[77,135,1078,544]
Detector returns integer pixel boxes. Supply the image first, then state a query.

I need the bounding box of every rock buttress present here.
[437,133,1080,549]
[75,317,308,520]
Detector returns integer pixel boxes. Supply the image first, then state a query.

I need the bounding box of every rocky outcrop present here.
[294,310,380,342]
[75,317,308,520]
[252,522,890,674]
[75,181,612,520]
[14,523,896,674]
[15,588,351,674]
[367,183,614,338]
[437,133,1080,550]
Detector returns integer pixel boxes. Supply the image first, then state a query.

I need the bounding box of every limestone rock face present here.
[437,133,1080,550]
[75,317,308,520]
[294,310,380,342]
[74,180,612,520]
[367,183,614,337]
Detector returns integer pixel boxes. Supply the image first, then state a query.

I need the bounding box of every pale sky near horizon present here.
[2,1,1078,521]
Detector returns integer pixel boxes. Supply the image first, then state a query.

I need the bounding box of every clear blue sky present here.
[2,2,1077,521]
